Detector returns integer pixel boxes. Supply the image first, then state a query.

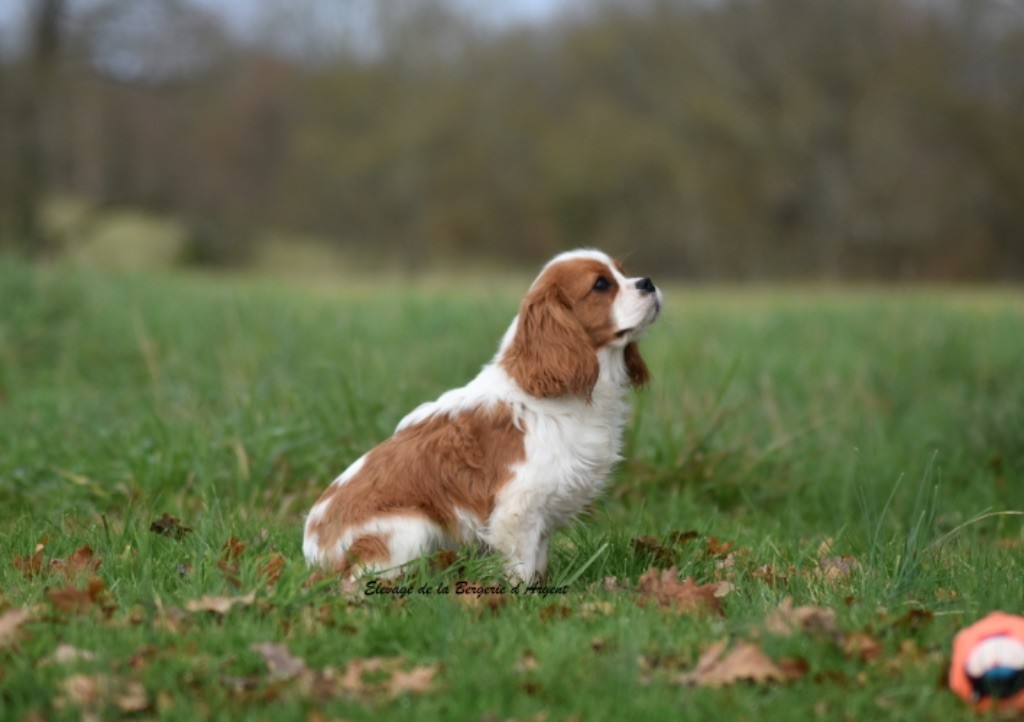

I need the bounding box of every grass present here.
[1,257,1023,720]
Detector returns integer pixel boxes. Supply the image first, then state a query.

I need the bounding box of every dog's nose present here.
[636,277,656,294]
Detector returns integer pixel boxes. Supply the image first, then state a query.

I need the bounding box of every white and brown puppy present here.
[303,249,662,581]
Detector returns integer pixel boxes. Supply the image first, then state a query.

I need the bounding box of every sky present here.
[0,0,574,58]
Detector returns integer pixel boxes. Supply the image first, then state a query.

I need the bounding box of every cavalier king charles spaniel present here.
[303,249,662,581]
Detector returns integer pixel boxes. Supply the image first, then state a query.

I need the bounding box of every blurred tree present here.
[1,0,1022,278]
[7,0,63,257]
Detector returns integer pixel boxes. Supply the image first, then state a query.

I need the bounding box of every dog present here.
[303,249,662,581]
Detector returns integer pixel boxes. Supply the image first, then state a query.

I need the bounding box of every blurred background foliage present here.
[1,0,1023,279]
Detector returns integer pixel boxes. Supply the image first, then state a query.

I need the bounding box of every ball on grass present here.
[950,612,1024,712]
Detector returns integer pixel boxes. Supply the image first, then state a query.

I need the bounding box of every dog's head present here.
[501,249,662,401]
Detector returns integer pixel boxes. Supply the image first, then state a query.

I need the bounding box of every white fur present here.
[302,249,661,580]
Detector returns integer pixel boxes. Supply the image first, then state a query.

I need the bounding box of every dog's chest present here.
[512,395,628,518]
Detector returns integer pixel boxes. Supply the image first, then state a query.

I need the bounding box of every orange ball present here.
[950,612,1024,712]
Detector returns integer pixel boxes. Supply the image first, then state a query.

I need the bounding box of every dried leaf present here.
[52,545,101,579]
[222,537,246,560]
[251,642,309,682]
[590,636,611,653]
[777,656,811,680]
[216,539,244,586]
[632,535,676,566]
[539,604,572,622]
[843,631,884,663]
[580,601,614,618]
[0,607,35,647]
[602,576,626,592]
[45,644,97,665]
[430,550,460,571]
[765,598,839,638]
[113,681,149,713]
[58,674,148,713]
[59,674,102,708]
[636,567,726,615]
[149,513,192,539]
[324,656,438,699]
[388,665,437,696]
[453,580,507,612]
[895,608,934,632]
[13,537,47,579]
[515,651,539,673]
[685,642,790,687]
[816,555,859,583]
[184,591,256,615]
[819,555,857,578]
[667,529,700,545]
[751,564,787,585]
[259,553,286,586]
[47,577,112,615]
[705,536,735,557]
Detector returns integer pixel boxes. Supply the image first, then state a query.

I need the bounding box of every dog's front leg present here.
[486,508,545,583]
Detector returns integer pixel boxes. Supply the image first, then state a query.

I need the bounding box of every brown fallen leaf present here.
[259,553,286,587]
[323,657,439,699]
[515,651,539,673]
[45,644,97,665]
[387,665,437,696]
[184,591,256,615]
[705,536,735,558]
[843,630,884,663]
[113,680,149,713]
[251,642,309,681]
[602,576,626,592]
[667,529,700,545]
[335,657,394,695]
[430,549,460,571]
[590,636,611,653]
[149,513,192,539]
[817,555,859,583]
[0,607,36,647]
[453,580,507,612]
[684,642,791,687]
[632,535,677,567]
[539,604,572,622]
[216,537,246,587]
[894,607,934,632]
[51,545,101,579]
[751,563,794,585]
[47,577,113,615]
[636,567,729,615]
[580,601,614,618]
[59,674,102,709]
[765,598,839,639]
[58,674,148,713]
[13,536,48,579]
[222,537,246,560]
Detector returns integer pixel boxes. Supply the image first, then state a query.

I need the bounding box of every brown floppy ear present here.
[624,342,650,390]
[502,285,599,401]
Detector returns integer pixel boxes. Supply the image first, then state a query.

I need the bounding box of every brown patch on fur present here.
[624,341,650,389]
[502,258,623,400]
[309,405,525,564]
[338,534,391,576]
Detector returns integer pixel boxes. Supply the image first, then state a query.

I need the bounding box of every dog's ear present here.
[503,284,599,401]
[624,341,650,390]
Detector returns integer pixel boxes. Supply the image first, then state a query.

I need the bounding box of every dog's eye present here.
[592,276,611,292]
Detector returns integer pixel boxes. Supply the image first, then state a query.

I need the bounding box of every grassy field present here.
[1,258,1022,721]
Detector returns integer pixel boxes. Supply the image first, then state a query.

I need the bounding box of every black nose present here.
[636,277,656,293]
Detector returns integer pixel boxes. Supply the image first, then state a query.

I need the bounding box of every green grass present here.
[1,258,1022,720]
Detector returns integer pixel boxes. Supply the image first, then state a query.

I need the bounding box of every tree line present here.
[1,0,1023,279]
